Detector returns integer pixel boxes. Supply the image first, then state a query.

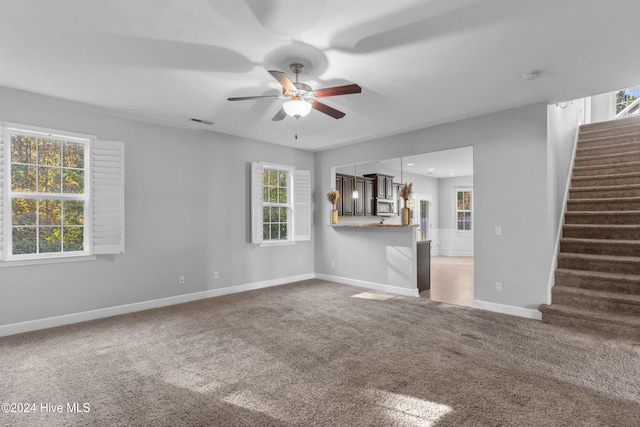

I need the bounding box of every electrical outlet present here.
[179,276,185,285]
[495,282,502,292]
[495,226,502,236]
[213,272,219,280]
[331,261,335,268]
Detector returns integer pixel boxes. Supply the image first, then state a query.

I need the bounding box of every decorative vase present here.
[330,209,339,224]
[401,207,410,225]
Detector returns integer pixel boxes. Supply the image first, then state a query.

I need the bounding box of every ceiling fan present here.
[227,63,361,121]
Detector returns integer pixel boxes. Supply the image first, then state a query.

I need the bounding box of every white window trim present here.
[455,187,473,232]
[262,163,294,247]
[251,161,311,247]
[0,122,124,265]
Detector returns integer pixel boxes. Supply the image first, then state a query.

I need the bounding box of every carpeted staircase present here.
[540,115,640,341]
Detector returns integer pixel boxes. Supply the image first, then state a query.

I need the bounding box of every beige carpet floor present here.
[1,279,639,426]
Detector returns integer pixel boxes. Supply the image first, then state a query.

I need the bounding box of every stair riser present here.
[580,121,640,138]
[578,133,640,148]
[555,271,640,295]
[558,256,640,275]
[569,187,640,198]
[564,212,640,225]
[580,117,640,133]
[574,152,640,167]
[566,199,640,211]
[551,289,640,315]
[576,143,640,158]
[560,240,640,257]
[563,226,640,239]
[573,164,640,177]
[571,175,640,187]
[541,312,640,340]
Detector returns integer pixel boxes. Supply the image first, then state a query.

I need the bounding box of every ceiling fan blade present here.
[313,84,362,98]
[268,70,296,92]
[312,101,346,119]
[227,95,281,101]
[272,107,287,121]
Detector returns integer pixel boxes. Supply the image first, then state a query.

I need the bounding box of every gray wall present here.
[315,103,553,312]
[547,100,587,238]
[0,87,314,326]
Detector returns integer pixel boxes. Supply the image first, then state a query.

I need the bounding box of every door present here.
[413,194,431,241]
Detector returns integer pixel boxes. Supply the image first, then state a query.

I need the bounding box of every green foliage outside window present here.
[9,133,86,256]
[262,168,289,240]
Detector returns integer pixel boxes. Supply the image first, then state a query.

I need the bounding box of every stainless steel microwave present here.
[376,199,395,216]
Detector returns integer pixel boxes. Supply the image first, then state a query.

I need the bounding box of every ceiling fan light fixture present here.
[283,100,312,119]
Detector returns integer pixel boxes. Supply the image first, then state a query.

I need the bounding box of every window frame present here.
[261,164,293,245]
[4,125,92,261]
[251,161,311,247]
[455,187,473,232]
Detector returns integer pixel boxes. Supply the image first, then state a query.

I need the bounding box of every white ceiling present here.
[2,0,640,151]
[337,146,473,179]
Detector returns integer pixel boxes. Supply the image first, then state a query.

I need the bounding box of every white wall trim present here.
[436,228,474,256]
[474,299,543,320]
[0,273,314,337]
[547,124,580,304]
[316,273,420,297]
[2,273,548,337]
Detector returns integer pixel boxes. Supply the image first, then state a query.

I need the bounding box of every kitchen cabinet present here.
[364,173,394,199]
[364,178,374,216]
[337,174,374,216]
[354,177,374,216]
[363,173,395,216]
[341,175,354,215]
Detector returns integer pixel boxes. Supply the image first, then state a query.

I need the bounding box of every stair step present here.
[576,140,640,157]
[563,223,640,239]
[558,252,640,275]
[580,115,640,133]
[574,150,640,167]
[566,196,640,211]
[572,162,640,177]
[539,303,640,341]
[564,210,640,225]
[578,131,640,148]
[555,268,640,295]
[570,171,640,187]
[551,286,640,315]
[561,237,640,256]
[569,184,640,199]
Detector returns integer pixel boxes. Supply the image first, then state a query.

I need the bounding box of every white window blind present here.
[92,140,125,254]
[293,169,311,241]
[0,132,5,260]
[251,161,264,244]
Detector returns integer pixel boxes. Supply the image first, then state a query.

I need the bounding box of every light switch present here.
[495,226,502,236]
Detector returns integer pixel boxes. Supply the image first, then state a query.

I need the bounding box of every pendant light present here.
[353,163,359,199]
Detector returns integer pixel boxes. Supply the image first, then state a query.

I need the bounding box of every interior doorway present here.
[412,193,431,241]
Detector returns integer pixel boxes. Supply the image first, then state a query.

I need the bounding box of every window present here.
[262,167,290,241]
[8,129,88,257]
[615,86,639,115]
[251,162,310,246]
[1,123,125,263]
[456,188,472,231]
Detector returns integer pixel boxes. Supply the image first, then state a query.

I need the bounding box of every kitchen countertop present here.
[330,223,419,228]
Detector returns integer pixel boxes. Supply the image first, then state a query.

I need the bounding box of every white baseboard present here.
[1,273,543,337]
[0,273,315,337]
[315,273,420,297]
[474,299,542,320]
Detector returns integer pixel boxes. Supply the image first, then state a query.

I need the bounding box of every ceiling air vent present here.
[190,118,214,125]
